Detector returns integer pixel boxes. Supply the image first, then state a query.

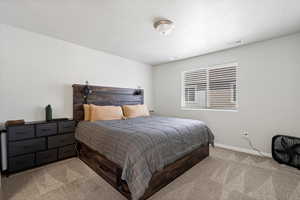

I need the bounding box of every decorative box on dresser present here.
[6,119,77,174]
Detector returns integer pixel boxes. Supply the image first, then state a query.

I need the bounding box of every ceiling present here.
[1,0,300,65]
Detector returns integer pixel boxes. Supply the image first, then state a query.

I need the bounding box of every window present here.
[182,64,237,110]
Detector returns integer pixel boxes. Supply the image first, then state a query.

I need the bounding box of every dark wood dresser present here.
[6,120,76,174]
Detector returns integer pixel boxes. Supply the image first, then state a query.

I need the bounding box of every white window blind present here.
[182,64,237,110]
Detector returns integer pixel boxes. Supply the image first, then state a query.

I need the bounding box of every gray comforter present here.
[75,116,214,200]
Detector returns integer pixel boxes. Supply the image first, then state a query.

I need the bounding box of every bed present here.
[73,84,214,200]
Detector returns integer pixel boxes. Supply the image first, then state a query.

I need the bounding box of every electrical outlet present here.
[241,132,249,138]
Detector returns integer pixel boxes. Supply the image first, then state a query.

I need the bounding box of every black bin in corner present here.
[272,135,300,169]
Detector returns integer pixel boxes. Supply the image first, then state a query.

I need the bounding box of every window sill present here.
[181,107,238,112]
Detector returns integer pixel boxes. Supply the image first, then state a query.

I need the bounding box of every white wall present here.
[0,24,153,122]
[153,33,300,154]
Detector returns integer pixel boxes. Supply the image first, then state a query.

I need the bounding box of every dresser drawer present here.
[36,149,58,165]
[9,153,35,173]
[48,134,75,149]
[7,125,35,141]
[58,144,76,159]
[36,123,57,137]
[58,121,75,133]
[9,138,46,157]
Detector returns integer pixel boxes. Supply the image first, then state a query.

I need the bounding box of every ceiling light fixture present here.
[170,56,178,60]
[153,19,175,36]
[228,40,243,46]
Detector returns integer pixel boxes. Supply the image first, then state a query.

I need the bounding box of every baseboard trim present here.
[214,143,272,158]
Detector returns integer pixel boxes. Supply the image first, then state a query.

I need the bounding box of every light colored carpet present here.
[1,147,300,200]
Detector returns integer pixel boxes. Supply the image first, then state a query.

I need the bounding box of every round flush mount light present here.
[153,19,175,36]
[169,56,178,60]
[227,40,243,46]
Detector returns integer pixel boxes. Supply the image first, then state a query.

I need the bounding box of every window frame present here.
[181,62,239,112]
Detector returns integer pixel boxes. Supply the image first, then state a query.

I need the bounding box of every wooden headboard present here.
[72,84,144,122]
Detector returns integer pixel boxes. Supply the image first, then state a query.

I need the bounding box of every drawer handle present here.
[96,161,110,172]
[63,150,73,154]
[23,145,32,150]
[16,131,27,135]
[100,165,110,172]
[41,128,52,131]
[16,160,26,165]
[63,125,73,129]
[60,139,67,143]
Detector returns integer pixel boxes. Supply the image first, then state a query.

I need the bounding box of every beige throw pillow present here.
[83,104,92,121]
[90,105,123,121]
[122,104,150,118]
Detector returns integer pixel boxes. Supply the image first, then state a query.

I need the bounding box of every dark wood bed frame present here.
[72,84,209,200]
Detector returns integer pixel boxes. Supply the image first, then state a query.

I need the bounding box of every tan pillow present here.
[90,105,123,121]
[122,104,150,118]
[83,104,92,121]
